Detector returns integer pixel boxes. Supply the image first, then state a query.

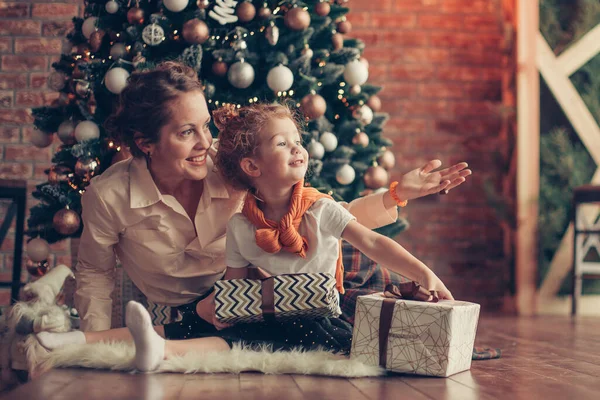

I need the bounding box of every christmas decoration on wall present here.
[183,19,210,44]
[26,259,50,277]
[237,1,256,22]
[364,165,389,189]
[301,93,326,120]
[336,164,356,185]
[74,120,100,142]
[143,24,166,46]
[27,238,50,263]
[267,64,294,92]
[52,208,81,236]
[285,7,311,31]
[104,67,130,94]
[30,129,54,148]
[210,0,239,25]
[163,0,189,13]
[228,60,255,89]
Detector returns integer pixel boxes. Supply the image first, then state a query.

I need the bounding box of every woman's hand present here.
[395,160,472,201]
[420,270,454,301]
[195,292,232,330]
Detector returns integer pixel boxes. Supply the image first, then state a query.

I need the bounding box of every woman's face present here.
[147,90,212,181]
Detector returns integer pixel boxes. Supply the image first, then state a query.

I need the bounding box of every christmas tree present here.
[25,0,406,265]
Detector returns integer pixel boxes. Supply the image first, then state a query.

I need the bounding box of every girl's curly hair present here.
[213,102,303,191]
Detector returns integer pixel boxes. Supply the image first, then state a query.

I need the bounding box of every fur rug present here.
[25,337,383,378]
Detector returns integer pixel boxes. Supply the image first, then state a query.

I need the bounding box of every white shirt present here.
[226,198,356,278]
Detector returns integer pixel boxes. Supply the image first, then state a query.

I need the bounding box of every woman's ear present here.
[134,133,155,156]
[240,157,261,178]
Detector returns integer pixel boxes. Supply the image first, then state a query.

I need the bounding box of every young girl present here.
[122,102,453,372]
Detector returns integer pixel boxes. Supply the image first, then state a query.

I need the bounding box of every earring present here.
[145,151,152,164]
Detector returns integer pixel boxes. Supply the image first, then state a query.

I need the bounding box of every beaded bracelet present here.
[389,181,408,207]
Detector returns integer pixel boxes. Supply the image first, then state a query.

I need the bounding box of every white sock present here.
[125,301,165,372]
[36,330,86,350]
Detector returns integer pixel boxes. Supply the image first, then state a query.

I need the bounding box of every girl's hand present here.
[395,160,472,200]
[420,271,454,301]
[195,292,233,330]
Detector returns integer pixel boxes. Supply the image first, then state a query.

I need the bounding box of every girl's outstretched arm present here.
[341,221,454,300]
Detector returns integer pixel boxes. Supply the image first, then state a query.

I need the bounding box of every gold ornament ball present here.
[257,6,272,19]
[300,93,327,120]
[196,0,210,8]
[89,30,105,52]
[212,60,228,77]
[315,1,331,16]
[53,209,81,236]
[27,238,50,263]
[127,7,145,25]
[26,259,50,277]
[337,20,352,34]
[367,95,382,112]
[377,150,395,170]
[47,72,67,91]
[48,165,73,184]
[352,132,369,147]
[285,7,311,31]
[332,33,344,50]
[364,165,389,189]
[74,156,101,182]
[237,2,256,23]
[182,19,209,44]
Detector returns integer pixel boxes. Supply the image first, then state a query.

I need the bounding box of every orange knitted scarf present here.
[242,180,345,294]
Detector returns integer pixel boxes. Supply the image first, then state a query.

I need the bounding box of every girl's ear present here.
[240,157,262,178]
[134,132,155,156]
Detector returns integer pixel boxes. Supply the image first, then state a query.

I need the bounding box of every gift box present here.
[350,283,480,377]
[214,272,341,324]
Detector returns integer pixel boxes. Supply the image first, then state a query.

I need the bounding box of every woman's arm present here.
[73,184,119,331]
[341,220,453,299]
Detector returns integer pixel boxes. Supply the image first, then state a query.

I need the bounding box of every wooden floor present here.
[2,315,600,400]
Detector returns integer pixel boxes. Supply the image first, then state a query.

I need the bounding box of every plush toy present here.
[0,264,78,389]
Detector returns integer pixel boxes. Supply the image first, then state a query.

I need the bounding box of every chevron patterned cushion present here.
[214,273,341,324]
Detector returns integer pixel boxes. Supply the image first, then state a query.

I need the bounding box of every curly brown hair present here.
[213,102,303,191]
[104,61,204,158]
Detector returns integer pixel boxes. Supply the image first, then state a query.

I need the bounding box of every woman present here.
[37,62,471,350]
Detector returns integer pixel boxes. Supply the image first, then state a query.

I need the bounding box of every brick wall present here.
[0,0,511,310]
[0,1,80,305]
[349,0,509,310]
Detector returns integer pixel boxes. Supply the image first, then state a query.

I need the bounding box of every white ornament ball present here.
[57,120,76,144]
[110,43,127,59]
[82,17,98,40]
[27,238,50,263]
[142,23,165,46]
[163,0,189,12]
[105,67,130,94]
[319,131,338,152]
[30,129,54,148]
[74,120,100,142]
[353,105,374,125]
[307,140,325,160]
[336,164,356,185]
[266,65,294,92]
[105,0,119,14]
[228,61,255,89]
[343,59,369,86]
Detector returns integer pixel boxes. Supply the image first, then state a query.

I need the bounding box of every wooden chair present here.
[572,185,600,315]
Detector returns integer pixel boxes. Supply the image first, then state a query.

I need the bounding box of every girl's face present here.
[252,117,308,187]
[143,90,213,181]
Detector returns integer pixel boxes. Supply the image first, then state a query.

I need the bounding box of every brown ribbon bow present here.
[378,282,439,368]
